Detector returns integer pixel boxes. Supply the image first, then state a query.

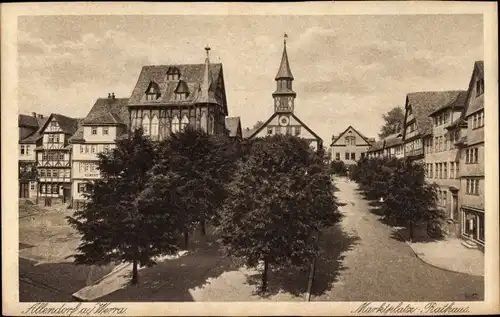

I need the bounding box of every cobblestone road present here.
[310,178,484,301]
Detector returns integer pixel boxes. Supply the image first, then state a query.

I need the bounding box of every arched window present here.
[181,115,189,131]
[208,114,214,134]
[200,112,207,132]
[151,115,159,138]
[142,114,150,136]
[172,116,180,134]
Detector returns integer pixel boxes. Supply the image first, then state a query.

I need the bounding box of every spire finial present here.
[284,33,288,45]
[205,46,211,60]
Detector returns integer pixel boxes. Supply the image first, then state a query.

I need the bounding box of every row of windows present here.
[465,148,479,164]
[433,111,451,127]
[80,144,112,154]
[47,134,61,143]
[335,152,364,161]
[424,132,461,154]
[91,127,109,135]
[39,183,61,194]
[466,178,480,195]
[407,121,416,133]
[41,152,66,161]
[131,114,202,136]
[471,110,484,129]
[78,162,99,173]
[39,169,70,178]
[20,145,31,155]
[425,162,459,179]
[267,126,301,136]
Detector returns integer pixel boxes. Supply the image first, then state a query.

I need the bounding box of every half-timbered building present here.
[127,47,229,139]
[248,37,323,151]
[35,114,80,206]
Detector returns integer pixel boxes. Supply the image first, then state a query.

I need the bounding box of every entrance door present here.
[452,195,458,220]
[63,188,70,204]
[19,183,29,198]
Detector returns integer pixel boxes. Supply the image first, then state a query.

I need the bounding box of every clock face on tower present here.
[278,115,290,126]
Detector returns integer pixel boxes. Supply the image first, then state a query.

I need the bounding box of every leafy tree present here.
[147,128,240,248]
[378,106,404,139]
[330,159,347,176]
[217,135,340,293]
[67,128,177,285]
[382,159,441,240]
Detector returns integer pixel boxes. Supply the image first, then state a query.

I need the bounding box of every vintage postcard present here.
[2,1,499,316]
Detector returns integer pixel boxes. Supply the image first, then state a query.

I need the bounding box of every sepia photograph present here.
[2,1,499,316]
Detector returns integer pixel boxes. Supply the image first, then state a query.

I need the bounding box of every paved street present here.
[19,257,114,302]
[310,177,484,301]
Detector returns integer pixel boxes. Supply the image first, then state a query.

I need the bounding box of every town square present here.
[9,11,491,305]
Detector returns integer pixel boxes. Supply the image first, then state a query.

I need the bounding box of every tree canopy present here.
[217,135,340,292]
[378,106,405,139]
[67,128,178,285]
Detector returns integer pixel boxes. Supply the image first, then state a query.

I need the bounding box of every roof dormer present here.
[166,67,181,81]
[174,80,190,101]
[145,81,160,102]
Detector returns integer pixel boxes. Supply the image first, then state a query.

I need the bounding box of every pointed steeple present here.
[275,35,294,80]
[199,46,213,102]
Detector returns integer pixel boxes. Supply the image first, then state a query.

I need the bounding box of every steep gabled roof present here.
[248,112,322,144]
[69,97,130,142]
[40,113,80,135]
[82,98,130,125]
[18,114,39,128]
[367,133,402,153]
[331,125,373,146]
[464,60,485,118]
[404,90,464,138]
[428,90,468,117]
[225,117,242,138]
[128,63,223,106]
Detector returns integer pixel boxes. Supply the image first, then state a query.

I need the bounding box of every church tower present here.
[273,35,296,113]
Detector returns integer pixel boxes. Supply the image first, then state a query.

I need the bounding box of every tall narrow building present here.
[248,35,323,151]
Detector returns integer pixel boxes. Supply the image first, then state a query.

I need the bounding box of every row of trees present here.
[67,128,340,292]
[349,157,443,241]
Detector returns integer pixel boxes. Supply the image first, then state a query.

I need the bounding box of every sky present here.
[18,14,483,144]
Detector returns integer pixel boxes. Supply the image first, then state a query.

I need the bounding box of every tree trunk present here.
[131,258,138,285]
[409,222,414,242]
[184,230,189,249]
[261,259,269,294]
[200,220,206,236]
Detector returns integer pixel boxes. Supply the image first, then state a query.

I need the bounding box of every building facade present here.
[424,91,467,237]
[225,117,243,139]
[35,114,80,206]
[248,37,323,151]
[69,94,130,209]
[402,91,464,163]
[331,126,374,164]
[18,113,46,199]
[366,133,403,159]
[457,61,485,249]
[127,47,229,139]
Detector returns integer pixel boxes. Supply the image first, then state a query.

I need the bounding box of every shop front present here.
[461,207,485,250]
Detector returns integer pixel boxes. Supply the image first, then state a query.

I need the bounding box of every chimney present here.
[112,92,115,99]
[108,93,111,98]
[38,114,43,119]
[32,112,37,118]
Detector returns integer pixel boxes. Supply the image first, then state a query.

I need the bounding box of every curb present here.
[395,231,484,278]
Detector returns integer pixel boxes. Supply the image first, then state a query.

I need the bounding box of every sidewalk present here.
[397,230,484,277]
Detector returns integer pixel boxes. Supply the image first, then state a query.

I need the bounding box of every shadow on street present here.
[310,222,360,297]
